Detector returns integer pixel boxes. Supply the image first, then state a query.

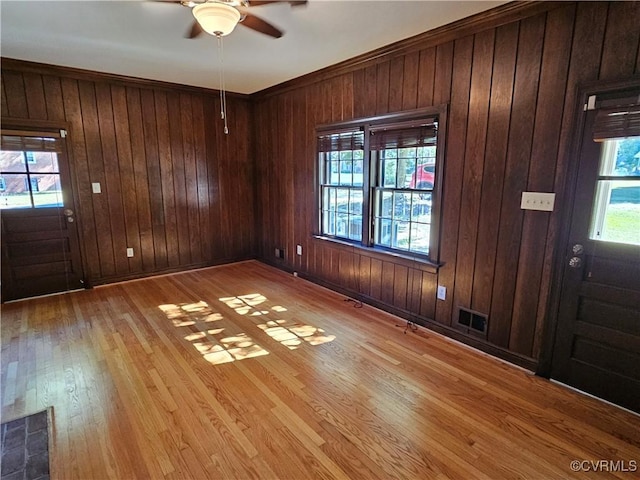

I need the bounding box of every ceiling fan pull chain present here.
[217,34,230,135]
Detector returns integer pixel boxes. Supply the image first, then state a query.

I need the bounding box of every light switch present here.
[296,245,302,256]
[437,285,446,301]
[126,248,134,258]
[92,182,102,194]
[521,192,555,212]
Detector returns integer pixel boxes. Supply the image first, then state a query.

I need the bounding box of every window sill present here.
[312,235,442,274]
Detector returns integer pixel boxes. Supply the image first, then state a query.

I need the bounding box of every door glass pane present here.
[590,137,640,245]
[0,174,31,208]
[32,174,64,208]
[0,151,26,172]
[28,152,59,173]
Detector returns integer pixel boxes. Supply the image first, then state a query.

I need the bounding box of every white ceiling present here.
[1,0,506,95]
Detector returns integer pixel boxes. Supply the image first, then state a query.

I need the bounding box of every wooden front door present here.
[550,84,640,413]
[1,129,85,302]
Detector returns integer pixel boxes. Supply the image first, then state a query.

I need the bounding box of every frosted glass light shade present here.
[192,3,241,37]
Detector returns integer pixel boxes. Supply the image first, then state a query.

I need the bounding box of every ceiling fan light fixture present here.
[192,2,241,37]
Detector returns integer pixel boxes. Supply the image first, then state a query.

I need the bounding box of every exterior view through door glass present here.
[0,129,85,301]
[550,87,640,413]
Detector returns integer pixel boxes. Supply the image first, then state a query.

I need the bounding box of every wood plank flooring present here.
[2,260,639,479]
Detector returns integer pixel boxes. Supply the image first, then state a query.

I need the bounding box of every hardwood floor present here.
[1,260,639,479]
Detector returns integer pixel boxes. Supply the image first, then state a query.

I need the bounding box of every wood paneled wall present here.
[253,1,640,367]
[1,63,256,284]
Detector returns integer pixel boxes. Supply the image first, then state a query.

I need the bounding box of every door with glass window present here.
[551,88,640,413]
[0,129,84,301]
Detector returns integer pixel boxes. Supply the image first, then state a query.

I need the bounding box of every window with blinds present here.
[0,131,64,209]
[317,108,445,261]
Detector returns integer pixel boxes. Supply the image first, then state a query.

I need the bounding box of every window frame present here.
[315,106,447,266]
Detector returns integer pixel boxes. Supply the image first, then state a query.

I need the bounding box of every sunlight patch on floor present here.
[218,294,336,350]
[159,301,269,365]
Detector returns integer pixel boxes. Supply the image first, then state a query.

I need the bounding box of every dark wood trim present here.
[254,1,568,99]
[0,58,252,100]
[537,76,640,377]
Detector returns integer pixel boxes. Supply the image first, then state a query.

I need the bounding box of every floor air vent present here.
[457,307,488,336]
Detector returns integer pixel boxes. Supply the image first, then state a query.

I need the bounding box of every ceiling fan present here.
[159,0,306,39]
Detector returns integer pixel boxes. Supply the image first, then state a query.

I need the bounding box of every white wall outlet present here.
[296,244,302,256]
[126,248,134,258]
[521,192,555,211]
[92,182,102,194]
[437,285,446,301]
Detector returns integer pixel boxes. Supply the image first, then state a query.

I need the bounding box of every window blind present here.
[317,130,364,152]
[1,132,62,153]
[369,122,437,149]
[592,105,640,141]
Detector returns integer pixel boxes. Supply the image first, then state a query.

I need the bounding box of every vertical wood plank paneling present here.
[204,95,222,262]
[363,65,378,118]
[433,42,454,105]
[453,29,495,315]
[599,2,640,80]
[61,78,101,279]
[22,73,47,120]
[471,22,518,316]
[434,35,473,327]
[3,72,28,118]
[78,80,116,277]
[42,76,65,121]
[111,85,142,273]
[420,272,437,321]
[488,13,545,348]
[532,1,608,358]
[95,82,129,275]
[155,92,181,267]
[402,51,419,110]
[166,92,189,266]
[126,87,156,272]
[510,5,575,357]
[1,75,9,118]
[417,47,436,108]
[388,57,404,112]
[191,95,211,263]
[342,73,354,121]
[376,61,390,115]
[370,258,382,301]
[393,264,408,310]
[140,89,168,270]
[180,93,201,265]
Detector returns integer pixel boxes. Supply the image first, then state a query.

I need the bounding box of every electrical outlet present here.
[126,247,134,258]
[521,192,555,211]
[296,244,302,256]
[437,285,446,301]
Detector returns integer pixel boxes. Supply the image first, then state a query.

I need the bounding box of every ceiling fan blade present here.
[186,20,203,39]
[240,13,283,38]
[248,0,307,7]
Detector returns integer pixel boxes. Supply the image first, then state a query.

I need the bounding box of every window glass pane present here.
[392,221,410,250]
[0,174,31,209]
[339,160,352,185]
[394,192,410,221]
[411,192,432,221]
[323,210,335,236]
[34,153,61,173]
[600,137,640,177]
[380,190,392,218]
[327,161,340,185]
[590,180,640,245]
[353,159,363,186]
[381,157,397,187]
[411,163,435,189]
[349,189,363,214]
[347,215,362,241]
[32,174,63,208]
[410,223,430,254]
[0,151,26,173]
[376,218,392,247]
[396,155,412,188]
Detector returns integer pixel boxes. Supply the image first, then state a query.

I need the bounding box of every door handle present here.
[569,256,582,268]
[63,208,74,217]
[572,243,584,255]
